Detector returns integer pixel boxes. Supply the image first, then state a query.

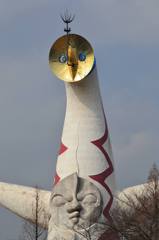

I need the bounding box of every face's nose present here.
[66,197,81,213]
[67,45,78,67]
[67,45,78,80]
[66,197,81,225]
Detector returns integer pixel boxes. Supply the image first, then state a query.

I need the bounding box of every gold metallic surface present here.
[49,34,94,82]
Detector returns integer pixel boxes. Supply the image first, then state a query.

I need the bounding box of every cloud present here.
[0,52,65,186]
[1,0,159,46]
[74,0,159,46]
[114,130,159,189]
[0,0,50,23]
[104,91,159,189]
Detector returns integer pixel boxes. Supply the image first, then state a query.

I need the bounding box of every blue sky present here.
[0,0,159,239]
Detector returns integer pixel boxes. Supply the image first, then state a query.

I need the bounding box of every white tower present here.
[47,15,117,239]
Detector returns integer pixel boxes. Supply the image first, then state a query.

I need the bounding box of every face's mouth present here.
[68,210,80,225]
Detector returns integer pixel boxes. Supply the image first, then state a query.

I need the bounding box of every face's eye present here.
[79,53,86,61]
[82,194,97,205]
[59,54,67,63]
[52,195,66,207]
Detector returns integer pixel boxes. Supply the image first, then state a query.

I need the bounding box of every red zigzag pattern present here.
[54,142,68,185]
[90,116,114,221]
[54,117,114,221]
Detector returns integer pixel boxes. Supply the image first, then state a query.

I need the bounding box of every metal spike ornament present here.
[49,13,94,82]
[60,10,75,34]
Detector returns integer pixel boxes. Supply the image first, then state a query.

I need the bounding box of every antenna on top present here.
[60,10,75,34]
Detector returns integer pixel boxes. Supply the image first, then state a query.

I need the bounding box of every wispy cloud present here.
[0,0,50,23]
[105,90,159,189]
[78,0,159,45]
[1,0,159,46]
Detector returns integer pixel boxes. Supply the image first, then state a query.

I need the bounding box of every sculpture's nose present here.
[66,198,81,224]
[67,197,81,213]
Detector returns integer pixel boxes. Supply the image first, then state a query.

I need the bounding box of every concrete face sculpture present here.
[48,173,105,240]
[51,174,102,229]
[0,27,117,240]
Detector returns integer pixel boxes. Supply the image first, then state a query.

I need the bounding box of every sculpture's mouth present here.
[68,210,80,224]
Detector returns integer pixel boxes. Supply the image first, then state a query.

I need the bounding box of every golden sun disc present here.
[49,34,94,82]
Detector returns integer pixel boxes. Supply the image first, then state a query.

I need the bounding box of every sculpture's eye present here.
[82,194,97,205]
[52,195,66,207]
[79,52,86,61]
[59,54,67,63]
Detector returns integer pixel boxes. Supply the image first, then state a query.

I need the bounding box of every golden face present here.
[49,34,94,82]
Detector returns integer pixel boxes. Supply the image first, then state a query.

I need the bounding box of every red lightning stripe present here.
[59,142,68,155]
[54,142,68,185]
[90,116,114,221]
[54,173,60,185]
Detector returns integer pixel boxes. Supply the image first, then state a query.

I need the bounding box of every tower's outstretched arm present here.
[0,180,149,224]
[0,182,50,228]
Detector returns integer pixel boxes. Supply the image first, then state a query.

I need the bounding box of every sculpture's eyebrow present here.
[51,193,64,200]
[51,193,73,202]
[77,191,96,200]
